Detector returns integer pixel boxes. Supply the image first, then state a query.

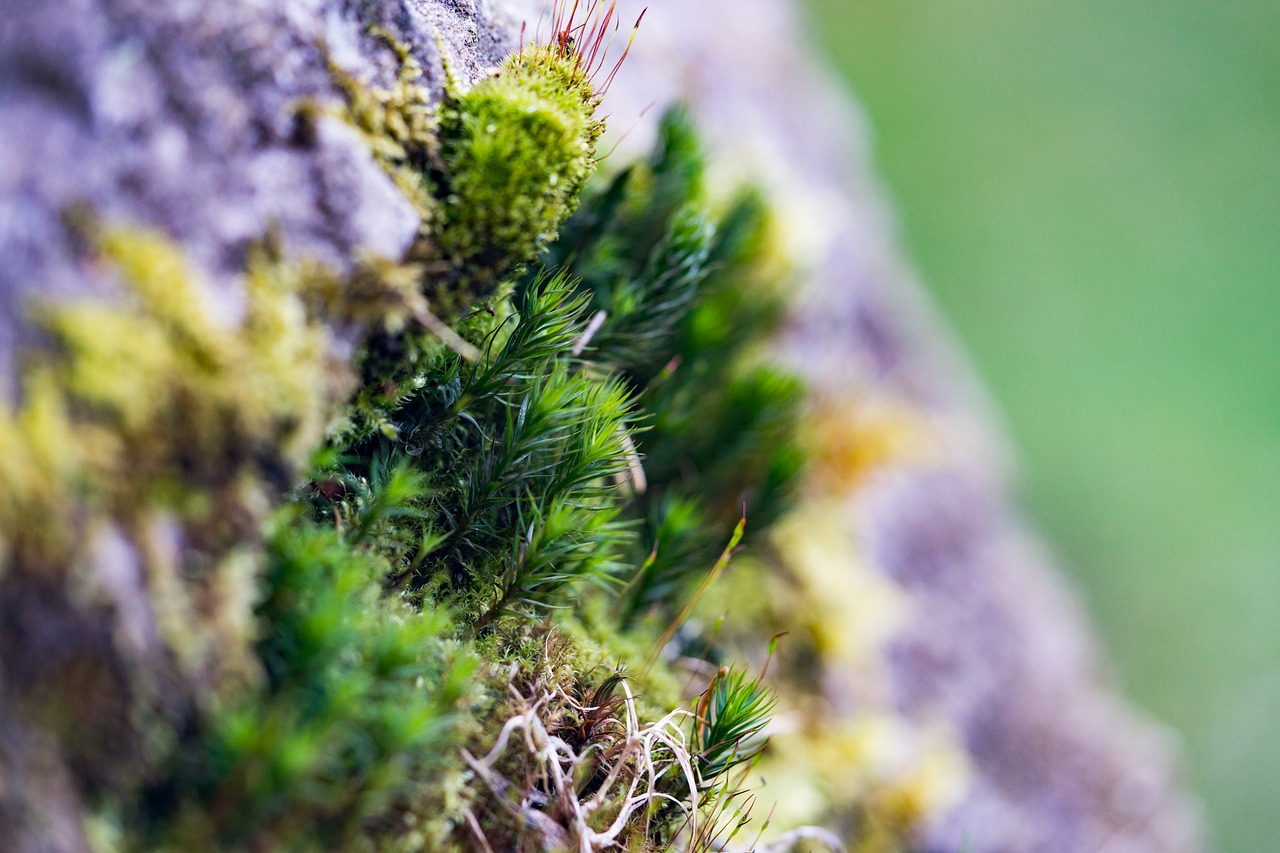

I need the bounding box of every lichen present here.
[326,30,441,225]
[0,225,341,798]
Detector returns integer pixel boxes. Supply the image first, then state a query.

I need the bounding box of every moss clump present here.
[1,231,331,563]
[428,43,604,312]
[142,515,477,852]
[3,224,334,607]
[538,107,807,624]
[330,30,604,320]
[326,27,612,447]
[291,97,809,848]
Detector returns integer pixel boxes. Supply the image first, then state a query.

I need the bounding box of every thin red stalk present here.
[582,11,616,81]
[593,6,636,82]
[599,11,644,95]
[582,2,616,76]
[587,18,621,81]
[560,0,583,52]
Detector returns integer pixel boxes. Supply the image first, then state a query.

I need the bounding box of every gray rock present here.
[0,0,1202,850]
[596,1,1202,850]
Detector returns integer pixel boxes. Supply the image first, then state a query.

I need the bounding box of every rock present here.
[0,0,1202,850]
[597,1,1203,849]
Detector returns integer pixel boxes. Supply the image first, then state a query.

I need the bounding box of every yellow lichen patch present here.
[750,715,969,853]
[1,225,339,692]
[773,501,907,675]
[846,717,970,852]
[806,396,930,496]
[59,230,332,492]
[0,371,85,568]
[328,33,440,222]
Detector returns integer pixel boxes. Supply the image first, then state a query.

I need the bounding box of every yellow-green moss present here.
[429,44,603,310]
[330,34,605,320]
[327,33,441,224]
[0,227,339,696]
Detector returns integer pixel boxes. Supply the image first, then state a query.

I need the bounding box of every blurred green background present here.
[798,1,1279,850]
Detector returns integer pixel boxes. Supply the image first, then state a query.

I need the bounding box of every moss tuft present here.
[428,44,604,313]
[330,31,605,321]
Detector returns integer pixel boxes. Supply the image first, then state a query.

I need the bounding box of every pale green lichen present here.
[327,31,441,225]
[36,230,334,500]
[0,225,341,723]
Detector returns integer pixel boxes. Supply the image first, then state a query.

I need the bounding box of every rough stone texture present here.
[0,0,512,400]
[0,0,1201,850]
[0,3,507,849]
[595,2,1204,850]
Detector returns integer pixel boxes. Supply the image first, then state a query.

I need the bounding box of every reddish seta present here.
[529,0,648,96]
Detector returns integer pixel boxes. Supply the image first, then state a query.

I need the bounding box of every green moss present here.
[326,30,611,455]
[144,516,477,853]
[428,44,604,312]
[534,108,807,624]
[330,31,604,321]
[295,99,815,847]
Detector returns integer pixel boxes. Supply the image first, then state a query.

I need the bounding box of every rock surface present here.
[595,2,1203,849]
[0,0,1201,850]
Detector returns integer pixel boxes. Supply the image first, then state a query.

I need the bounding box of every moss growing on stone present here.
[0,10,909,850]
[330,27,604,320]
[428,42,604,313]
[0,225,345,823]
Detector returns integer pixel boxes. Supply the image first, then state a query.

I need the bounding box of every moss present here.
[1,11,936,849]
[145,516,478,853]
[2,225,332,531]
[0,370,83,569]
[0,226,343,806]
[324,28,612,454]
[428,44,603,312]
[330,30,604,321]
